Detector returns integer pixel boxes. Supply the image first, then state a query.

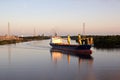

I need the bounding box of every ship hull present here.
[50,43,92,55]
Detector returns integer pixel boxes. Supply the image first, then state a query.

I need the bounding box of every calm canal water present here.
[0,40,120,80]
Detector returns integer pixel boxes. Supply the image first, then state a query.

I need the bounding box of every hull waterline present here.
[50,43,92,55]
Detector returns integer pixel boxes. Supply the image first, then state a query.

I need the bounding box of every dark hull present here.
[50,48,93,59]
[50,43,92,55]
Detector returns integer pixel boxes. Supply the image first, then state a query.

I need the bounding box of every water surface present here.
[0,40,120,80]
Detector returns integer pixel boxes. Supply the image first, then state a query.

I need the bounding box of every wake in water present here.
[0,40,51,50]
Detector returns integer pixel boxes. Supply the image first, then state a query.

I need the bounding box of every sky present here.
[0,0,120,36]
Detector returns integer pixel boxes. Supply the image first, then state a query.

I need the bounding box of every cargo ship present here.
[49,34,93,55]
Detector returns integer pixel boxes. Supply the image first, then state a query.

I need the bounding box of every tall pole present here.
[83,22,85,36]
[8,22,10,37]
[34,27,36,36]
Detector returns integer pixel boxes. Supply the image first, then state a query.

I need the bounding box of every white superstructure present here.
[50,36,63,44]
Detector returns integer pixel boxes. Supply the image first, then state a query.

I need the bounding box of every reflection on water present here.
[0,40,120,80]
[50,48,93,65]
[8,45,11,64]
[51,51,63,63]
[50,48,96,80]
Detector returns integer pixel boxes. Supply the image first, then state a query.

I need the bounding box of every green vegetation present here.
[93,35,120,48]
[0,36,50,45]
[0,40,22,45]
[20,36,50,41]
[68,35,120,48]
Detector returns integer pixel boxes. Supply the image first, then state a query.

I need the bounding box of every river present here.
[0,40,120,80]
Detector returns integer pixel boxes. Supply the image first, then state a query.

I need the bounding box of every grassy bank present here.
[0,36,50,45]
[0,40,22,45]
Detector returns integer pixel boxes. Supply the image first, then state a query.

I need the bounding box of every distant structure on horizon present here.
[34,28,36,36]
[8,22,10,37]
[0,22,21,41]
[83,22,85,36]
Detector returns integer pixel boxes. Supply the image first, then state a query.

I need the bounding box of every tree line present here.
[69,35,120,48]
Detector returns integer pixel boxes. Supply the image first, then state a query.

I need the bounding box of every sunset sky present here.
[0,0,120,36]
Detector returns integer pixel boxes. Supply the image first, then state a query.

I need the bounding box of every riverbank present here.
[1,35,120,48]
[0,36,50,45]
